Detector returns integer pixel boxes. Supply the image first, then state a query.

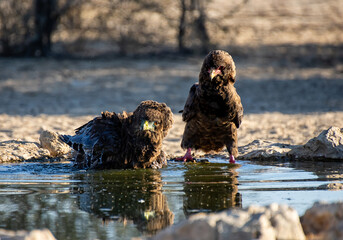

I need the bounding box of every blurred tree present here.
[178,0,250,54]
[0,0,80,57]
[107,0,173,56]
[0,0,255,57]
[178,0,210,54]
[29,0,57,56]
[0,1,32,56]
[52,0,175,56]
[28,0,81,56]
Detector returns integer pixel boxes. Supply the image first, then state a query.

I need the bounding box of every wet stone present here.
[237,140,294,160]
[0,140,50,162]
[198,159,210,163]
[288,127,343,161]
[0,228,56,240]
[301,202,343,240]
[39,130,70,157]
[237,127,343,161]
[317,182,343,190]
[153,203,306,240]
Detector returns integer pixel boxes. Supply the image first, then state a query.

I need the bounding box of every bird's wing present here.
[182,83,199,122]
[226,89,244,129]
[59,120,96,154]
[233,103,243,128]
[62,112,122,157]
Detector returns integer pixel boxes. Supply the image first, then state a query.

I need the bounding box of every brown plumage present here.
[60,100,173,169]
[178,50,243,163]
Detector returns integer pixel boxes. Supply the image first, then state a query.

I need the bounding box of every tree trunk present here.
[178,0,187,53]
[30,0,56,56]
[178,0,210,54]
[192,0,210,53]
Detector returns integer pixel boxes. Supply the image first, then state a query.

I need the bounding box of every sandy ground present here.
[0,54,342,159]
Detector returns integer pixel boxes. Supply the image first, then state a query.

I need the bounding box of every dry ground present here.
[0,52,342,158]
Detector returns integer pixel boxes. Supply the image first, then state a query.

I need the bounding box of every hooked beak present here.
[208,68,222,80]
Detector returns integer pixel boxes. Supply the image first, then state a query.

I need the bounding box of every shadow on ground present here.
[0,44,342,115]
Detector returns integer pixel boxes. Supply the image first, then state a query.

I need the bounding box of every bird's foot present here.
[229,155,236,164]
[175,148,195,162]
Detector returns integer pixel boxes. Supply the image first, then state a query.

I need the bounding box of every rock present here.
[0,228,56,240]
[238,127,343,161]
[318,182,343,190]
[288,127,343,160]
[238,140,294,160]
[301,202,343,240]
[153,215,216,240]
[39,130,70,157]
[153,203,305,240]
[0,130,70,162]
[0,140,50,162]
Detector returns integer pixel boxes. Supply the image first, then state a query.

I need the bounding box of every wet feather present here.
[60,100,173,169]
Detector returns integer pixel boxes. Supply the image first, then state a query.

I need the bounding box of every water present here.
[0,158,342,240]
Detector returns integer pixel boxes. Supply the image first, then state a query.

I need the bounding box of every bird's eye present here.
[219,66,225,71]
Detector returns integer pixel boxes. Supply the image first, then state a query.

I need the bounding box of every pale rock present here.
[238,140,294,160]
[288,127,343,160]
[301,202,343,240]
[39,130,70,157]
[153,204,305,240]
[0,140,50,162]
[0,228,56,240]
[318,182,343,190]
[238,127,343,161]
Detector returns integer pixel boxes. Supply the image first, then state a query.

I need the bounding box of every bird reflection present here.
[183,161,241,216]
[70,169,174,234]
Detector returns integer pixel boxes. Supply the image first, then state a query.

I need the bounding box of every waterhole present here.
[0,158,342,240]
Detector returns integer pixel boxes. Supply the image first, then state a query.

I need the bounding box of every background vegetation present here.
[1,0,342,57]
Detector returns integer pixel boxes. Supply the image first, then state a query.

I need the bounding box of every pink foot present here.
[175,148,194,162]
[229,155,236,164]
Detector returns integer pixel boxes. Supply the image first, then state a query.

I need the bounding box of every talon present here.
[175,148,194,162]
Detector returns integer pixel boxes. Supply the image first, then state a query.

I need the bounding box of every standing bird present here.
[177,50,243,163]
[60,100,173,169]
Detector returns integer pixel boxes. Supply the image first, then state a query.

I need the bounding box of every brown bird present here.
[177,50,243,163]
[60,100,173,169]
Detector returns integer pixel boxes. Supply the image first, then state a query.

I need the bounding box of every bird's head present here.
[132,100,173,141]
[199,50,236,87]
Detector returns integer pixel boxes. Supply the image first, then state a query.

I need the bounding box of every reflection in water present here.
[183,162,241,216]
[71,169,174,235]
[1,159,343,239]
[245,160,343,180]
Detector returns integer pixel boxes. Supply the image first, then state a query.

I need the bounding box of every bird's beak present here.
[209,68,221,80]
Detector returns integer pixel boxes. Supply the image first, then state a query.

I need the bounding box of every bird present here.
[176,50,243,164]
[60,100,173,169]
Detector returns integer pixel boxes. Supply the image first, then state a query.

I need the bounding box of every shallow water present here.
[0,158,342,240]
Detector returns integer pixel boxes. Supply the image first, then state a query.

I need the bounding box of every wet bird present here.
[177,50,243,163]
[60,100,173,169]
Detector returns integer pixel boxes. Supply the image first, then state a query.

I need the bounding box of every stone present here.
[318,182,343,190]
[301,202,343,240]
[0,228,56,240]
[0,140,50,162]
[238,140,294,160]
[153,204,305,240]
[39,130,70,157]
[288,127,343,161]
[152,213,216,240]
